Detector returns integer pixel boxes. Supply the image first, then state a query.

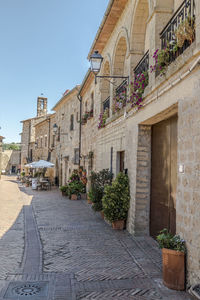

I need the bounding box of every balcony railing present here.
[116,80,127,97]
[160,0,195,64]
[103,96,110,112]
[134,50,149,76]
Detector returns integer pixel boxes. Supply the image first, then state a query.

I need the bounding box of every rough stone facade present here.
[19,0,200,286]
[52,86,80,186]
[1,150,21,174]
[20,97,49,172]
[78,0,200,286]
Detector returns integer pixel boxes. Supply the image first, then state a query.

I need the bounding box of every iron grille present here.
[103,96,110,112]
[134,50,149,76]
[160,0,195,64]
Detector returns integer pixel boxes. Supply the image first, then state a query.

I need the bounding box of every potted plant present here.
[156,229,186,291]
[102,172,130,230]
[175,16,195,48]
[68,171,85,200]
[87,189,93,204]
[68,181,85,200]
[60,185,68,196]
[89,169,113,216]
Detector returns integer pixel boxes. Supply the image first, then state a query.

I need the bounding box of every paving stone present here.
[0,176,193,300]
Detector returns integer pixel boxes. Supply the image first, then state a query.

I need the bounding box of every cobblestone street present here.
[0,176,193,299]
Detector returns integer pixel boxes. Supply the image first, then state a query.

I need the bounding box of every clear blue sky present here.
[0,0,109,143]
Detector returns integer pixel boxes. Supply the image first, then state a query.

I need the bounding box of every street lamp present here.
[53,123,58,134]
[90,50,129,84]
[53,123,68,136]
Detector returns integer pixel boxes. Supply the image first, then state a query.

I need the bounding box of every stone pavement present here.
[0,176,193,299]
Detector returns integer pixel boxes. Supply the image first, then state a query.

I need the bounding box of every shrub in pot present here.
[68,171,86,200]
[102,172,130,230]
[156,229,186,291]
[89,169,112,212]
[60,185,68,196]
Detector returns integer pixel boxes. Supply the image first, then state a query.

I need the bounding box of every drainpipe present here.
[77,95,82,168]
[47,117,51,161]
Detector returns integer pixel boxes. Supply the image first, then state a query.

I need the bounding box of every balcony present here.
[134,50,149,77]
[160,0,195,65]
[114,80,128,111]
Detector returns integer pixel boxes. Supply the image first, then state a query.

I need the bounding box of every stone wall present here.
[177,94,200,285]
[52,87,80,186]
[2,150,21,173]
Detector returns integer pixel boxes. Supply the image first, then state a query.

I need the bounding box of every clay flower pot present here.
[71,194,78,200]
[81,193,87,200]
[162,248,185,290]
[87,198,92,204]
[100,211,104,219]
[111,220,125,230]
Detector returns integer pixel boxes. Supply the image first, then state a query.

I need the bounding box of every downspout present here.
[77,94,82,167]
[47,117,51,161]
[28,121,31,162]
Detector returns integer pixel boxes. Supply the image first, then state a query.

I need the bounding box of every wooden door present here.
[150,115,177,238]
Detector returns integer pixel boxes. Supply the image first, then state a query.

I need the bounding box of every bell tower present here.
[37,97,47,117]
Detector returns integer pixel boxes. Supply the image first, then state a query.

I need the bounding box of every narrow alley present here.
[0,176,192,299]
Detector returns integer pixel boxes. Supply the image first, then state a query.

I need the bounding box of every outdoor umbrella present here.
[28,160,54,169]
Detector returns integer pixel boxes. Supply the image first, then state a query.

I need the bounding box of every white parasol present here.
[25,160,54,169]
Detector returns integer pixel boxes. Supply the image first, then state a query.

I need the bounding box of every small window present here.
[70,114,74,131]
[57,127,60,141]
[52,135,55,147]
[74,148,79,165]
[45,136,47,147]
[91,92,94,110]
[40,137,43,148]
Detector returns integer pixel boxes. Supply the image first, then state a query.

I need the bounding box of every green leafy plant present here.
[60,185,68,195]
[98,108,109,129]
[156,229,186,252]
[175,17,195,48]
[128,71,149,109]
[89,169,113,211]
[68,170,86,197]
[102,172,130,222]
[21,172,25,177]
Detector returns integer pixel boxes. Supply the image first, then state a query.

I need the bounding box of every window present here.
[57,127,60,141]
[91,92,94,111]
[117,151,125,173]
[40,137,43,148]
[74,148,79,165]
[45,136,47,147]
[70,114,74,131]
[52,135,55,147]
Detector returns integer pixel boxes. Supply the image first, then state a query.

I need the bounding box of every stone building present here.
[1,150,21,174]
[78,0,200,286]
[0,136,4,178]
[20,97,49,171]
[52,86,80,186]
[34,113,56,162]
[78,70,96,187]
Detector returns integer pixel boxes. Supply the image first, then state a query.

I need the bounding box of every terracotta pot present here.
[162,248,185,291]
[81,193,87,200]
[87,198,92,204]
[112,220,125,230]
[71,194,78,200]
[61,191,66,197]
[100,211,104,219]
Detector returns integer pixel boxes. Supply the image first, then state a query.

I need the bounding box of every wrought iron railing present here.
[160,0,195,64]
[116,80,127,96]
[103,96,110,112]
[134,50,149,76]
